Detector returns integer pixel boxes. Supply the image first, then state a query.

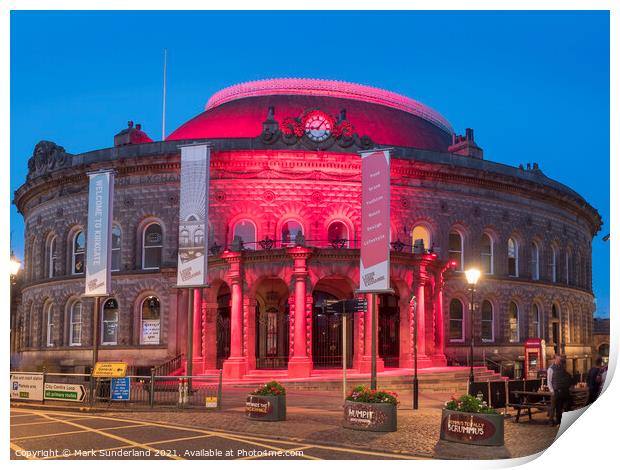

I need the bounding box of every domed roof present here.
[167,78,454,151]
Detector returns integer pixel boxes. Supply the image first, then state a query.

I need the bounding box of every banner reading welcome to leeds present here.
[359,149,391,292]
[85,170,115,297]
[176,144,211,287]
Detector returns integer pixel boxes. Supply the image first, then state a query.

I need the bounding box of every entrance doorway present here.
[255,278,289,369]
[312,289,353,369]
[216,285,231,369]
[379,294,400,367]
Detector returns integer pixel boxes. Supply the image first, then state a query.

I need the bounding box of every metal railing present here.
[153,353,185,377]
[10,370,223,410]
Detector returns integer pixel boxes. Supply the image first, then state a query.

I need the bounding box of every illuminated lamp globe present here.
[465,268,481,286]
[10,253,21,276]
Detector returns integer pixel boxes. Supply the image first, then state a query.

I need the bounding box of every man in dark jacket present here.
[586,357,604,404]
[551,356,576,425]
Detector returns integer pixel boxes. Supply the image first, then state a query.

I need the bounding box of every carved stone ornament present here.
[27,141,72,179]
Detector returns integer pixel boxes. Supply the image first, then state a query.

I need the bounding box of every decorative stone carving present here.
[27,141,72,179]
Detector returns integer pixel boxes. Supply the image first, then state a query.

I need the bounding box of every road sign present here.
[205,396,218,408]
[93,362,127,378]
[10,373,44,401]
[44,383,86,402]
[324,299,368,314]
[110,377,130,400]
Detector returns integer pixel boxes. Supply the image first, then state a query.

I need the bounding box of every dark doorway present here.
[255,279,290,369]
[216,288,231,370]
[312,291,353,369]
[379,294,400,367]
[552,322,560,355]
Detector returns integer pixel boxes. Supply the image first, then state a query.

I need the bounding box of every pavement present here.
[10,386,559,460]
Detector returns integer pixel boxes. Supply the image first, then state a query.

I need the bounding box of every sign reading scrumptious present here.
[85,170,115,297]
[440,410,504,446]
[359,149,391,292]
[176,144,211,287]
[245,396,272,418]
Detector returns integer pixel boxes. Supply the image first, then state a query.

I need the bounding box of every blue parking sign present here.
[110,377,130,401]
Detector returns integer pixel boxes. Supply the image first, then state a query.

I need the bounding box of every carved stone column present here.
[286,247,313,378]
[221,251,247,379]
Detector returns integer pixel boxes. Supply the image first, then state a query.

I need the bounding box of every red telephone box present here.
[524,338,545,379]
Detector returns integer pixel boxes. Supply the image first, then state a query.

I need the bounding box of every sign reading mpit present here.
[439,410,505,446]
[93,362,127,378]
[10,373,44,401]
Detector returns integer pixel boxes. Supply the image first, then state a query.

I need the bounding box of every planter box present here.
[343,400,397,432]
[440,408,504,446]
[245,394,286,421]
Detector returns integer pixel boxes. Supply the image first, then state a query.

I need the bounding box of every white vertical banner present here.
[359,149,391,292]
[85,170,115,297]
[176,144,211,287]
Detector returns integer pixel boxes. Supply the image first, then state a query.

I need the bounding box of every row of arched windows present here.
[448,298,587,344]
[26,295,161,349]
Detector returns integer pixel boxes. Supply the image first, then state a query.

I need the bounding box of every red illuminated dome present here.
[167,78,454,151]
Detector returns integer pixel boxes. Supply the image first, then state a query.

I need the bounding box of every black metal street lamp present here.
[411,295,418,410]
[465,268,481,393]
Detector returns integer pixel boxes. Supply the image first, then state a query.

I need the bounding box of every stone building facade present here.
[12,79,601,378]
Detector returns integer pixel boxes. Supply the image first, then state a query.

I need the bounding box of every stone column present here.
[221,251,248,379]
[286,247,313,378]
[359,293,385,373]
[202,301,218,371]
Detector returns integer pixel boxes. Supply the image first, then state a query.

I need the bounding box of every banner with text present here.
[177,144,211,287]
[85,170,114,296]
[359,150,391,292]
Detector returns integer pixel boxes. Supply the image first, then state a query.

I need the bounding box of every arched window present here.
[281,220,303,247]
[448,230,463,271]
[508,301,519,343]
[101,298,119,345]
[550,246,558,282]
[531,242,540,280]
[72,231,86,275]
[111,225,121,272]
[412,225,431,253]
[142,223,163,269]
[328,221,349,247]
[45,303,54,347]
[508,238,519,277]
[481,233,493,275]
[47,236,57,278]
[565,306,571,344]
[232,219,256,249]
[193,228,204,246]
[481,300,494,342]
[449,299,464,341]
[532,304,541,338]
[69,300,83,346]
[180,229,190,247]
[141,296,161,345]
[565,250,571,284]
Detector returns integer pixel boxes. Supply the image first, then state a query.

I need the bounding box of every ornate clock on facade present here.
[303,110,333,142]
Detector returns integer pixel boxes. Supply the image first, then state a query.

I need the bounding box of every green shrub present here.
[346,385,399,405]
[251,381,286,396]
[444,394,497,414]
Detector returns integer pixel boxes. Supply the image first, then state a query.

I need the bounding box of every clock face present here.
[304,111,333,142]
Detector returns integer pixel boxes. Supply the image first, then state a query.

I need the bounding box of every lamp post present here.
[10,251,22,357]
[10,251,21,279]
[464,268,481,393]
[411,295,418,410]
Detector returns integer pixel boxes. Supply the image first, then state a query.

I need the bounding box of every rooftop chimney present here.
[448,127,483,159]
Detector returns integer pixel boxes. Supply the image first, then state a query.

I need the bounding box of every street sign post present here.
[44,383,86,402]
[10,373,44,401]
[110,377,130,401]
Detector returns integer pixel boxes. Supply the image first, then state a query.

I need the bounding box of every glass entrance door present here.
[312,291,353,369]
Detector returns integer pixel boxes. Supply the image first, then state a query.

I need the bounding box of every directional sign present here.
[93,362,127,378]
[110,377,130,400]
[44,383,86,402]
[324,299,368,314]
[10,373,44,401]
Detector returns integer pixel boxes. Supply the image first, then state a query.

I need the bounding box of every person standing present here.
[586,357,604,404]
[551,356,576,426]
[547,355,561,422]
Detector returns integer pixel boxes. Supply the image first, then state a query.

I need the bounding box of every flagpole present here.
[162,48,167,141]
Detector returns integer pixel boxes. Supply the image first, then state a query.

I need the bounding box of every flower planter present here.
[343,400,397,432]
[440,408,505,446]
[245,394,286,421]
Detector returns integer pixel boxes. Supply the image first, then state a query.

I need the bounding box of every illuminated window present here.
[233,219,256,249]
[111,225,121,272]
[47,236,57,278]
[448,230,463,271]
[449,299,464,341]
[412,225,431,252]
[281,220,303,247]
[508,301,519,343]
[531,242,540,280]
[481,300,494,342]
[481,233,493,275]
[141,296,161,345]
[328,221,348,247]
[508,238,518,277]
[142,223,163,269]
[69,300,83,346]
[72,231,86,275]
[102,298,119,345]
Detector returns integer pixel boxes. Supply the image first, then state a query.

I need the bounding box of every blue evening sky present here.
[10,11,610,317]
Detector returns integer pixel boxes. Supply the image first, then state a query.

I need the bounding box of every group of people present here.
[546,354,607,426]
